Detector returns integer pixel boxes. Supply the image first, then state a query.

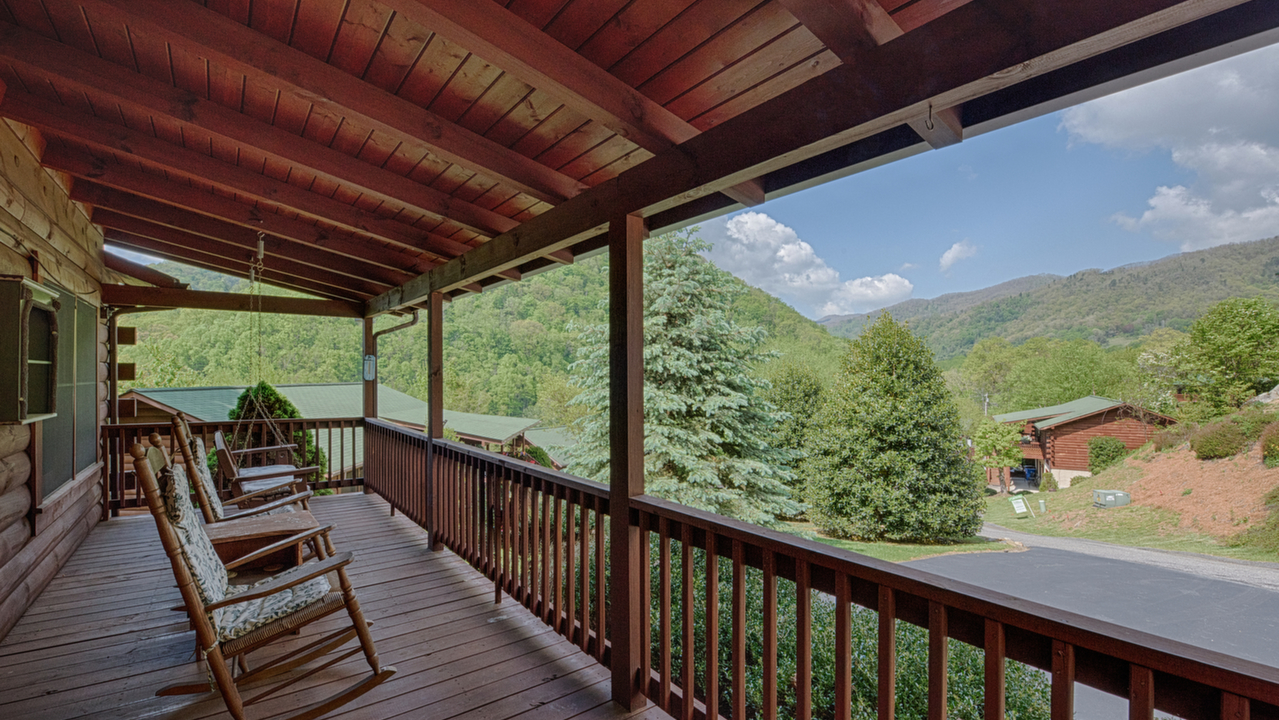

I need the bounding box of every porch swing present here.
[212,235,320,501]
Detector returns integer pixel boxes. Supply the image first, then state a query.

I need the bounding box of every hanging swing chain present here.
[229,233,292,470]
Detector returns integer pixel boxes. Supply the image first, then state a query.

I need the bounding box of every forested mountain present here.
[119,252,848,422]
[818,273,1061,329]
[820,236,1279,359]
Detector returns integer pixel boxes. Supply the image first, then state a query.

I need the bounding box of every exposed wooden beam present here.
[75,183,410,288]
[368,0,1245,313]
[778,0,965,147]
[93,212,389,297]
[380,0,766,208]
[104,233,364,302]
[0,22,517,237]
[83,0,585,206]
[102,284,362,317]
[0,91,474,258]
[102,251,187,288]
[49,150,440,273]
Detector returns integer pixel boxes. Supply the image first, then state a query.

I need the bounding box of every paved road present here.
[907,531,1279,720]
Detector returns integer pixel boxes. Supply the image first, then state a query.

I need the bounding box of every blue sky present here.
[702,41,1279,319]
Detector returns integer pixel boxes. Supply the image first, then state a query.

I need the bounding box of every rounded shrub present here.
[1191,421,1248,460]
[1260,422,1279,468]
[1088,436,1130,474]
[1153,424,1193,452]
[1040,471,1059,492]
[1233,407,1279,441]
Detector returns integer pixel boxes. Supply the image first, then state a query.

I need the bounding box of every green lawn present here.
[783,522,1018,563]
[983,465,1277,562]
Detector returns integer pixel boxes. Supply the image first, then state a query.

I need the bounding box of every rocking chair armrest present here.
[207,552,353,611]
[221,491,313,520]
[224,524,335,571]
[235,465,321,483]
[230,443,299,456]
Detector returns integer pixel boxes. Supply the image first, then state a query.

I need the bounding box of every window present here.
[40,287,100,498]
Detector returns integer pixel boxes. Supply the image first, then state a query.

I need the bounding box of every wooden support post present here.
[362,317,378,420]
[427,292,444,551]
[608,213,647,709]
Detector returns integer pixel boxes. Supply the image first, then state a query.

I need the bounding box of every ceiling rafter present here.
[0,21,517,237]
[777,0,965,148]
[81,0,586,206]
[379,0,770,208]
[0,90,475,259]
[103,233,368,302]
[368,0,1245,313]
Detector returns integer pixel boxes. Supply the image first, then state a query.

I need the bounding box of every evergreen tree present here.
[761,358,827,486]
[566,229,800,527]
[803,313,983,541]
[229,381,327,477]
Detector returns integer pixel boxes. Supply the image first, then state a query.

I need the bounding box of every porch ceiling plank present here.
[367,0,1248,314]
[777,0,965,148]
[74,183,413,288]
[0,90,477,260]
[103,234,366,302]
[377,0,767,208]
[45,148,440,274]
[101,284,363,318]
[79,0,586,206]
[0,20,519,238]
[91,211,391,297]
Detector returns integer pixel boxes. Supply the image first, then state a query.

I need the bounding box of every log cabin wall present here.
[1045,408,1171,472]
[0,116,113,640]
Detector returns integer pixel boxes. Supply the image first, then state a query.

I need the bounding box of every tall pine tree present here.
[803,313,983,541]
[566,229,800,527]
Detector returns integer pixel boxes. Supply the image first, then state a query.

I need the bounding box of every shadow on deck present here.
[0,493,668,720]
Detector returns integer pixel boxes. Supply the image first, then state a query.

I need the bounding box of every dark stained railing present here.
[360,421,1279,720]
[102,417,365,512]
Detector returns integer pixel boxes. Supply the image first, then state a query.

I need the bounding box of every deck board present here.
[0,493,667,720]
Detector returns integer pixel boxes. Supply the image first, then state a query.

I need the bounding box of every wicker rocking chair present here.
[130,442,395,720]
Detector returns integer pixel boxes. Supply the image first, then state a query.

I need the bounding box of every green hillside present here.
[119,251,846,421]
[821,236,1279,360]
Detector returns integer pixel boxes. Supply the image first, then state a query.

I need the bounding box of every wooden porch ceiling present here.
[0,0,1275,313]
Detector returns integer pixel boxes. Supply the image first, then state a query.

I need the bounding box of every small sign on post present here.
[1009,495,1036,518]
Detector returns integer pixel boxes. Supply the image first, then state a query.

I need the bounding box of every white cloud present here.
[899,262,919,271]
[700,212,913,317]
[1061,43,1279,250]
[939,240,977,272]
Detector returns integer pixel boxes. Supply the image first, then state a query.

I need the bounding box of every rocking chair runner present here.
[129,442,395,720]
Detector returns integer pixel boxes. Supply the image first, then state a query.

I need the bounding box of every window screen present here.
[75,299,98,472]
[41,288,76,497]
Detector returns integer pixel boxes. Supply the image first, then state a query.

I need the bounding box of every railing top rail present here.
[105,417,366,431]
[365,418,609,500]
[632,493,1279,706]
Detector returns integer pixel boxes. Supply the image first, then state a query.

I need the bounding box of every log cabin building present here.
[0,1,1276,719]
[994,396,1176,487]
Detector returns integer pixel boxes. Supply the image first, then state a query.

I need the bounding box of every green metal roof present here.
[993,395,1124,430]
[524,426,576,466]
[444,410,540,445]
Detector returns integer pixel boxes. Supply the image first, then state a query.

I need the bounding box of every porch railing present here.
[362,420,1279,720]
[102,416,366,512]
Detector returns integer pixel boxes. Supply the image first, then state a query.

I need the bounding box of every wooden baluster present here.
[641,520,652,700]
[526,482,536,607]
[541,488,552,623]
[705,530,719,720]
[1222,692,1250,720]
[879,586,896,720]
[594,494,606,661]
[763,550,778,720]
[732,539,746,720]
[796,559,812,720]
[1051,640,1074,720]
[1129,665,1153,720]
[566,492,578,644]
[659,517,672,712]
[836,574,852,720]
[985,620,1006,720]
[928,603,948,720]
[680,523,695,720]
[579,494,591,653]
[529,480,540,612]
[554,488,564,635]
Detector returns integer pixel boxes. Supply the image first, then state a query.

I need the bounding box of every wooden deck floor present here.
[0,493,669,720]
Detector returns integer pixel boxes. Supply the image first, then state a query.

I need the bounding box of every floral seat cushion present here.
[212,565,332,642]
[187,438,227,521]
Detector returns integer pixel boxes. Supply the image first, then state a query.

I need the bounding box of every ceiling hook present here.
[925,104,935,131]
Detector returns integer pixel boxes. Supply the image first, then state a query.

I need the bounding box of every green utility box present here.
[1092,490,1131,508]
